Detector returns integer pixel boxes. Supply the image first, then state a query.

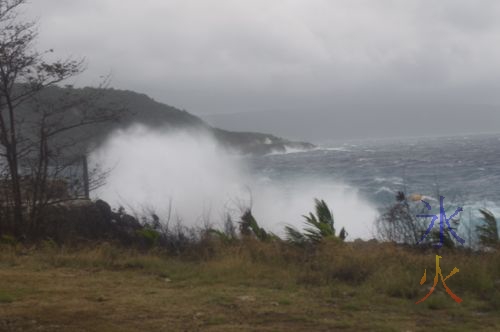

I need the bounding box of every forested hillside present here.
[26,86,315,155]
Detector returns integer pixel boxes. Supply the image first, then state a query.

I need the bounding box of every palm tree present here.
[285,199,346,245]
[476,209,499,249]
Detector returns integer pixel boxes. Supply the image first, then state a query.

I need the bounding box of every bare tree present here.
[375,191,428,245]
[375,191,461,248]
[0,0,120,238]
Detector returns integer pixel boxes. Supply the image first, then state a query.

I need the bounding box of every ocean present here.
[245,133,500,240]
[95,128,500,242]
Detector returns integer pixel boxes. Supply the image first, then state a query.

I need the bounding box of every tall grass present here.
[2,237,498,310]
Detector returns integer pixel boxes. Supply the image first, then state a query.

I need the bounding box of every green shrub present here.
[0,234,17,246]
[285,199,347,246]
[0,291,14,303]
[137,228,161,247]
[476,209,499,249]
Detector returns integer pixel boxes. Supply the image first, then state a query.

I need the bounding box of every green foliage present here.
[339,227,348,241]
[207,229,234,244]
[0,234,17,246]
[41,238,58,250]
[239,209,278,242]
[285,199,345,245]
[136,228,161,247]
[476,209,499,249]
[430,228,456,249]
[0,291,14,303]
[284,225,306,245]
[303,199,335,242]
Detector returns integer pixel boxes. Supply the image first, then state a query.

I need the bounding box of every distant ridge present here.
[27,86,315,155]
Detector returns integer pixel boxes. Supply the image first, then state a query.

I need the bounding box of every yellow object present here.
[409,194,423,201]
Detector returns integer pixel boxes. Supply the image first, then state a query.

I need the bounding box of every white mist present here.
[91,125,378,240]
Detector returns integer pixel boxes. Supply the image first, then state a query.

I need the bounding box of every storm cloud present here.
[27,1,500,117]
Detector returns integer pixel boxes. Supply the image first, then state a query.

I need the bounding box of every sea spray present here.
[91,125,378,239]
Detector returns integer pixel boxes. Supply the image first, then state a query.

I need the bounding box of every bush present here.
[137,228,161,248]
[285,199,347,246]
[476,209,499,250]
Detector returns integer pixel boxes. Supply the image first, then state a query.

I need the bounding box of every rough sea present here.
[245,133,500,240]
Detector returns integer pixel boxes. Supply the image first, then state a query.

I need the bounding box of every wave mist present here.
[91,125,378,239]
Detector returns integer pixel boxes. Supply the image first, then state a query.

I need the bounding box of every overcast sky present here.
[26,0,500,115]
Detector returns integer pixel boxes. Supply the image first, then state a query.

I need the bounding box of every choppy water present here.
[247,133,500,221]
[95,128,499,241]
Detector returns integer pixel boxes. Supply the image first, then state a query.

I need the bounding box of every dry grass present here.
[0,240,499,331]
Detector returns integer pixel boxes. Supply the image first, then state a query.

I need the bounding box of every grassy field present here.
[0,240,499,331]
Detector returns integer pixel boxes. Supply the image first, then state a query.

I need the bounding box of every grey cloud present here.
[24,0,500,119]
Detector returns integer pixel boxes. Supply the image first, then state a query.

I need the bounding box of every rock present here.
[95,199,112,220]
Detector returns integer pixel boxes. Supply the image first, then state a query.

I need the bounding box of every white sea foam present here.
[91,125,378,240]
[267,146,312,155]
[321,147,350,152]
[375,186,395,195]
[374,177,404,185]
